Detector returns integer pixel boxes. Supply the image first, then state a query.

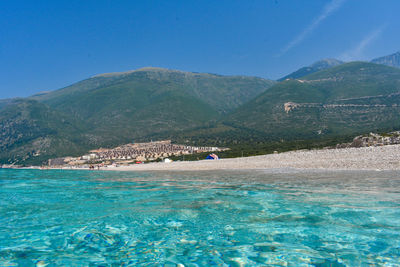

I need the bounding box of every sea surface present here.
[1,168,400,266]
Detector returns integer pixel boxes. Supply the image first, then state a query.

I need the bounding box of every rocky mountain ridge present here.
[371,51,400,68]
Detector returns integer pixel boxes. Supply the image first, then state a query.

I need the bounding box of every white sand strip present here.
[103,144,400,171]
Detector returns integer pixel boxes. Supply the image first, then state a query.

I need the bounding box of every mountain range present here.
[1,51,400,165]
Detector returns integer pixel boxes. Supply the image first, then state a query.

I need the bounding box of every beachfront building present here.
[48,140,228,166]
[91,140,226,162]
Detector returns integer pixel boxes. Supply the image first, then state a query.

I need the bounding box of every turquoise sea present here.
[0,169,400,266]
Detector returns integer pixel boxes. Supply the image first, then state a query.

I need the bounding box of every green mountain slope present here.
[278,58,343,81]
[0,68,275,164]
[4,62,400,164]
[30,67,274,145]
[225,62,400,140]
[33,67,274,114]
[371,51,400,68]
[0,99,91,165]
[29,68,274,146]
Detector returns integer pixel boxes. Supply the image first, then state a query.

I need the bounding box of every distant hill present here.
[0,68,274,164]
[226,62,400,140]
[371,51,400,68]
[278,58,343,81]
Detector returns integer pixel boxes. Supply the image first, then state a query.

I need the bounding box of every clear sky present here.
[1,0,399,99]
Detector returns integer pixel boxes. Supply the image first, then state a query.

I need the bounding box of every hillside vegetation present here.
[0,99,91,164]
[160,62,400,158]
[226,62,400,139]
[0,68,275,164]
[2,61,400,165]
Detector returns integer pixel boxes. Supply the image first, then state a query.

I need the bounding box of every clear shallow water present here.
[1,169,400,266]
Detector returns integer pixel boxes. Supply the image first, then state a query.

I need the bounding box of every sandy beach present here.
[103,144,400,171]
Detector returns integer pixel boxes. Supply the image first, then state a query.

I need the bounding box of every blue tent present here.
[205,153,219,160]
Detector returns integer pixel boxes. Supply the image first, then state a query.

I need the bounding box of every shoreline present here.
[96,144,400,172]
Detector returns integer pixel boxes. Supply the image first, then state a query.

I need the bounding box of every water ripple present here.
[1,169,400,265]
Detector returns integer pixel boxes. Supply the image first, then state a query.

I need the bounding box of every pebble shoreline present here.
[104,144,400,171]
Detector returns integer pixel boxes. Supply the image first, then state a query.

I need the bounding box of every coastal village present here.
[2,132,400,169]
[42,131,400,169]
[47,140,228,168]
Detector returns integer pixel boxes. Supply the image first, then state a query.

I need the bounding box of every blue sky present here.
[0,0,399,98]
